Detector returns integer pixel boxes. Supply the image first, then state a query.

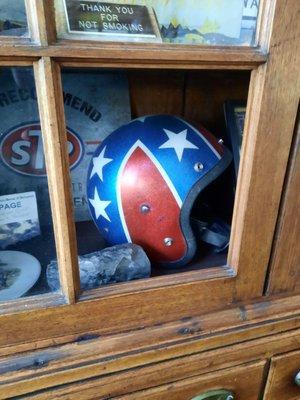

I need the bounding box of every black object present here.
[224,101,246,180]
[192,217,231,253]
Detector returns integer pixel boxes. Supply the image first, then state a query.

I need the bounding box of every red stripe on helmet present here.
[120,147,187,263]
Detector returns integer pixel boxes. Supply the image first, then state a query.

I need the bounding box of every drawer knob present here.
[191,390,235,400]
[295,371,300,387]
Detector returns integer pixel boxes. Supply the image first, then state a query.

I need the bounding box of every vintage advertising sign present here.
[0,191,40,249]
[61,0,161,41]
[0,68,131,225]
[59,0,261,45]
[71,0,246,45]
[0,123,83,176]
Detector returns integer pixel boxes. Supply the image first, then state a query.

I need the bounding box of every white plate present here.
[0,251,41,301]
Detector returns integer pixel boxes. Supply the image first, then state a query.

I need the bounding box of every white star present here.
[134,116,148,123]
[89,188,111,221]
[159,129,198,161]
[90,146,112,181]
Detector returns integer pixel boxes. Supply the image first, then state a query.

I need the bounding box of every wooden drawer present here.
[112,361,266,400]
[264,350,300,400]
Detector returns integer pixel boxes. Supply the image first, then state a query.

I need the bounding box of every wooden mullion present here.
[34,57,80,304]
[58,60,259,70]
[24,0,56,45]
[0,44,267,69]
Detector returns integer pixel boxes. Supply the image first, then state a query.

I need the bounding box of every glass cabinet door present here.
[0,0,297,359]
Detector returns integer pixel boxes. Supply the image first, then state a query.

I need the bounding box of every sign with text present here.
[63,1,159,39]
[0,192,39,226]
[0,191,40,249]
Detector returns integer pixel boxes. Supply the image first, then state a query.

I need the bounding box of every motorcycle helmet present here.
[87,115,231,267]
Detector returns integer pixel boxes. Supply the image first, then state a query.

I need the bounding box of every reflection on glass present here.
[61,69,135,290]
[144,0,260,45]
[56,0,260,46]
[0,1,28,37]
[0,67,59,301]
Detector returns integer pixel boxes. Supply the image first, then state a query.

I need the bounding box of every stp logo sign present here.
[0,122,84,177]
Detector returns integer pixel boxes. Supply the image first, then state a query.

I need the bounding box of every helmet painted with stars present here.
[87,115,231,268]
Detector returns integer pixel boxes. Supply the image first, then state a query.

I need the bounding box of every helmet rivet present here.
[164,237,174,246]
[218,138,224,144]
[140,204,150,214]
[194,162,204,172]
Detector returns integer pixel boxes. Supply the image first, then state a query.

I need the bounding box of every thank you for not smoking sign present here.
[64,1,159,39]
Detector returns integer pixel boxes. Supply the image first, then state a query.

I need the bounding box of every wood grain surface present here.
[75,361,267,400]
[0,296,299,398]
[263,350,300,400]
[34,58,81,304]
[267,107,300,295]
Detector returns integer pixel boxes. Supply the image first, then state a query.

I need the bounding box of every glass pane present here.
[55,0,260,46]
[0,67,60,302]
[57,68,249,293]
[0,1,28,37]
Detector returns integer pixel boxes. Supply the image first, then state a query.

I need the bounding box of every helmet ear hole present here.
[191,167,233,256]
[191,168,234,225]
[192,186,216,224]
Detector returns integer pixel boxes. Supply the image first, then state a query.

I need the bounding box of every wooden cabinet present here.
[264,350,300,400]
[0,0,299,398]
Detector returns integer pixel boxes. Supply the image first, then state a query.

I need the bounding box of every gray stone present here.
[0,219,40,249]
[46,244,151,291]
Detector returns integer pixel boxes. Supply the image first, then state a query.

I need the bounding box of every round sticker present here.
[0,122,84,177]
